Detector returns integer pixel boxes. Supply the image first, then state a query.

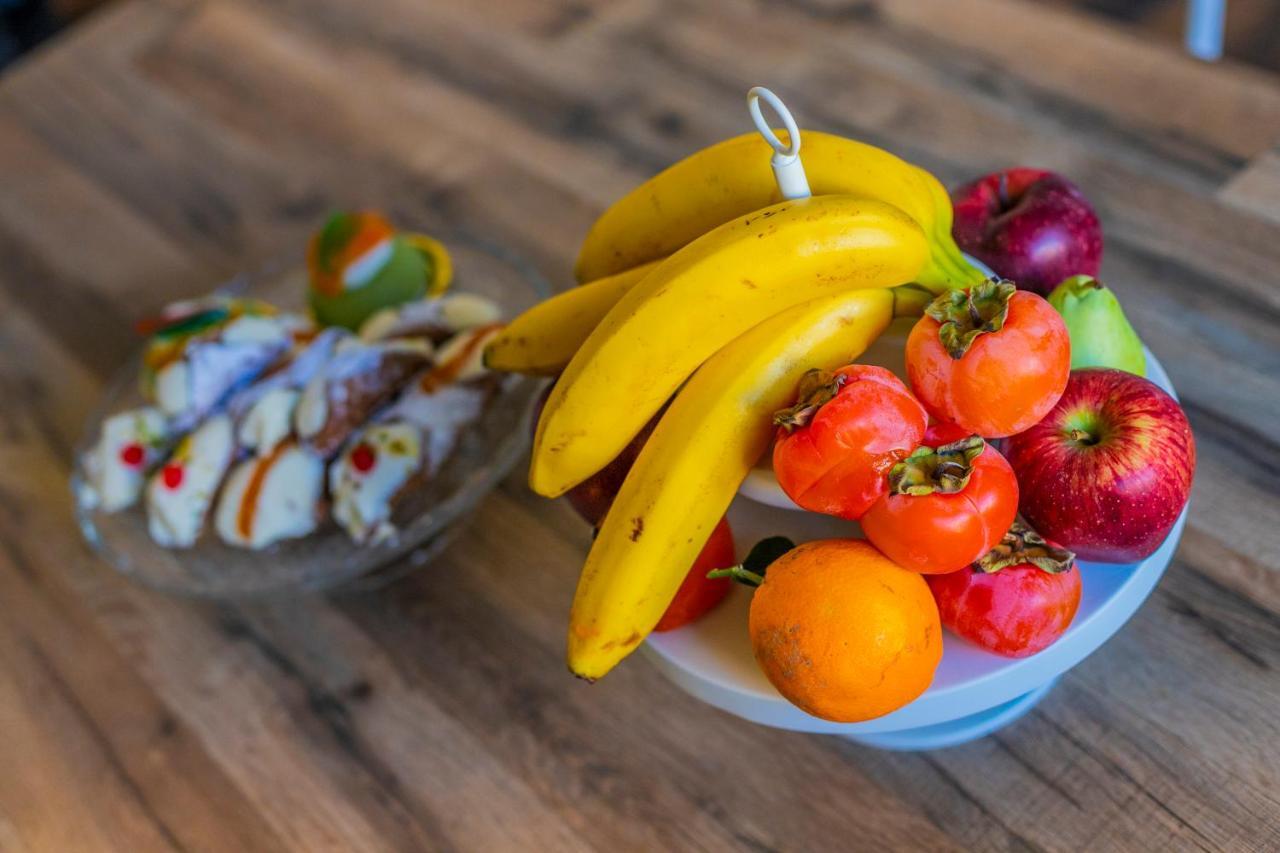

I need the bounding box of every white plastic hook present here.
[747,87,811,200]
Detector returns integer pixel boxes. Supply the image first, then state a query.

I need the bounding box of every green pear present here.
[1048,275,1146,376]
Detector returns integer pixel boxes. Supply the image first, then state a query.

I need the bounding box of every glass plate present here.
[71,232,550,599]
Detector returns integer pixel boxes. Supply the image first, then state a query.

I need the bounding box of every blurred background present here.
[5,0,1280,71]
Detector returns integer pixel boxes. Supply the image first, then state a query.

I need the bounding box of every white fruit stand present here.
[645,346,1184,750]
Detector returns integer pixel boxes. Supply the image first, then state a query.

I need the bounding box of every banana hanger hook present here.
[747,87,812,200]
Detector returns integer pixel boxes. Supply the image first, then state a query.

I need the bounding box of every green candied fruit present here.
[152,307,230,341]
[309,237,433,330]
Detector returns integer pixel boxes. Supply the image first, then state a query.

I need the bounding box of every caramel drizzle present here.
[418,324,503,393]
[237,440,292,540]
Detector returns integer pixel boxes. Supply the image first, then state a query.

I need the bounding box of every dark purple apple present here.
[952,168,1103,296]
[531,381,659,526]
[1004,368,1194,563]
[563,417,658,526]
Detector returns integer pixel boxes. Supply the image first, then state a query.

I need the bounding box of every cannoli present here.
[214,441,325,549]
[142,297,302,430]
[145,414,235,548]
[294,337,433,458]
[328,423,427,544]
[78,407,173,512]
[307,211,451,331]
[328,325,503,544]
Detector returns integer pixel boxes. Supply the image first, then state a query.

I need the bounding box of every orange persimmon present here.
[861,435,1019,574]
[906,280,1069,438]
[772,365,927,520]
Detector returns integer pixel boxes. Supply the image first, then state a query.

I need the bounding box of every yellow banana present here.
[532,195,929,498]
[483,260,661,376]
[575,130,982,290]
[567,285,930,679]
[910,163,978,284]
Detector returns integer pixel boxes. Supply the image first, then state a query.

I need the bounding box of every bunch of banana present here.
[484,130,981,377]
[483,129,978,680]
[568,284,933,679]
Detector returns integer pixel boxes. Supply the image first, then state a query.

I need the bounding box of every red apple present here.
[1004,368,1194,562]
[951,168,1103,296]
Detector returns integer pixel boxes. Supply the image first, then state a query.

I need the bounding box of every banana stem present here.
[891,283,935,318]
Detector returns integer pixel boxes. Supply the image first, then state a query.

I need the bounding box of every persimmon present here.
[654,517,736,632]
[772,365,927,519]
[922,419,970,447]
[927,520,1081,658]
[907,279,1069,438]
[748,539,941,723]
[861,435,1019,574]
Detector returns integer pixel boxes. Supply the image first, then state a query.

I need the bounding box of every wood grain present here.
[1,0,1279,849]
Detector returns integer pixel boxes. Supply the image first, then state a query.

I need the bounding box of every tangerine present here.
[749,539,941,722]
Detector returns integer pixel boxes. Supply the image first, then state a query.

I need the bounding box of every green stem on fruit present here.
[707,566,765,587]
[975,518,1075,574]
[925,278,1017,359]
[888,435,986,496]
[773,368,846,431]
[709,535,796,588]
[1057,274,1104,298]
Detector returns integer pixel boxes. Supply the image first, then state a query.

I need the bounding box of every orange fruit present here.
[748,539,942,722]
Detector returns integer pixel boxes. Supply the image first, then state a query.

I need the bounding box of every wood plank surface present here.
[1,0,1279,849]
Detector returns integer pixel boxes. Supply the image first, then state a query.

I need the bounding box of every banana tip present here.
[527,467,566,499]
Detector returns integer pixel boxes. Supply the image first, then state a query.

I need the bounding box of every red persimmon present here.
[907,279,1069,438]
[861,435,1019,574]
[654,517,736,632]
[923,420,970,447]
[927,520,1081,657]
[772,365,927,520]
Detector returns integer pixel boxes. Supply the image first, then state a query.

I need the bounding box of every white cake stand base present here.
[842,678,1058,751]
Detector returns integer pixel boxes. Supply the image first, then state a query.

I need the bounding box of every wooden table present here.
[2,0,1279,848]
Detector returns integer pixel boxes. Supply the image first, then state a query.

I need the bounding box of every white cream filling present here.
[238,388,300,455]
[294,372,329,440]
[215,446,324,549]
[80,407,171,512]
[440,293,501,331]
[222,314,293,345]
[154,361,191,419]
[341,238,394,290]
[358,292,501,342]
[146,415,234,548]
